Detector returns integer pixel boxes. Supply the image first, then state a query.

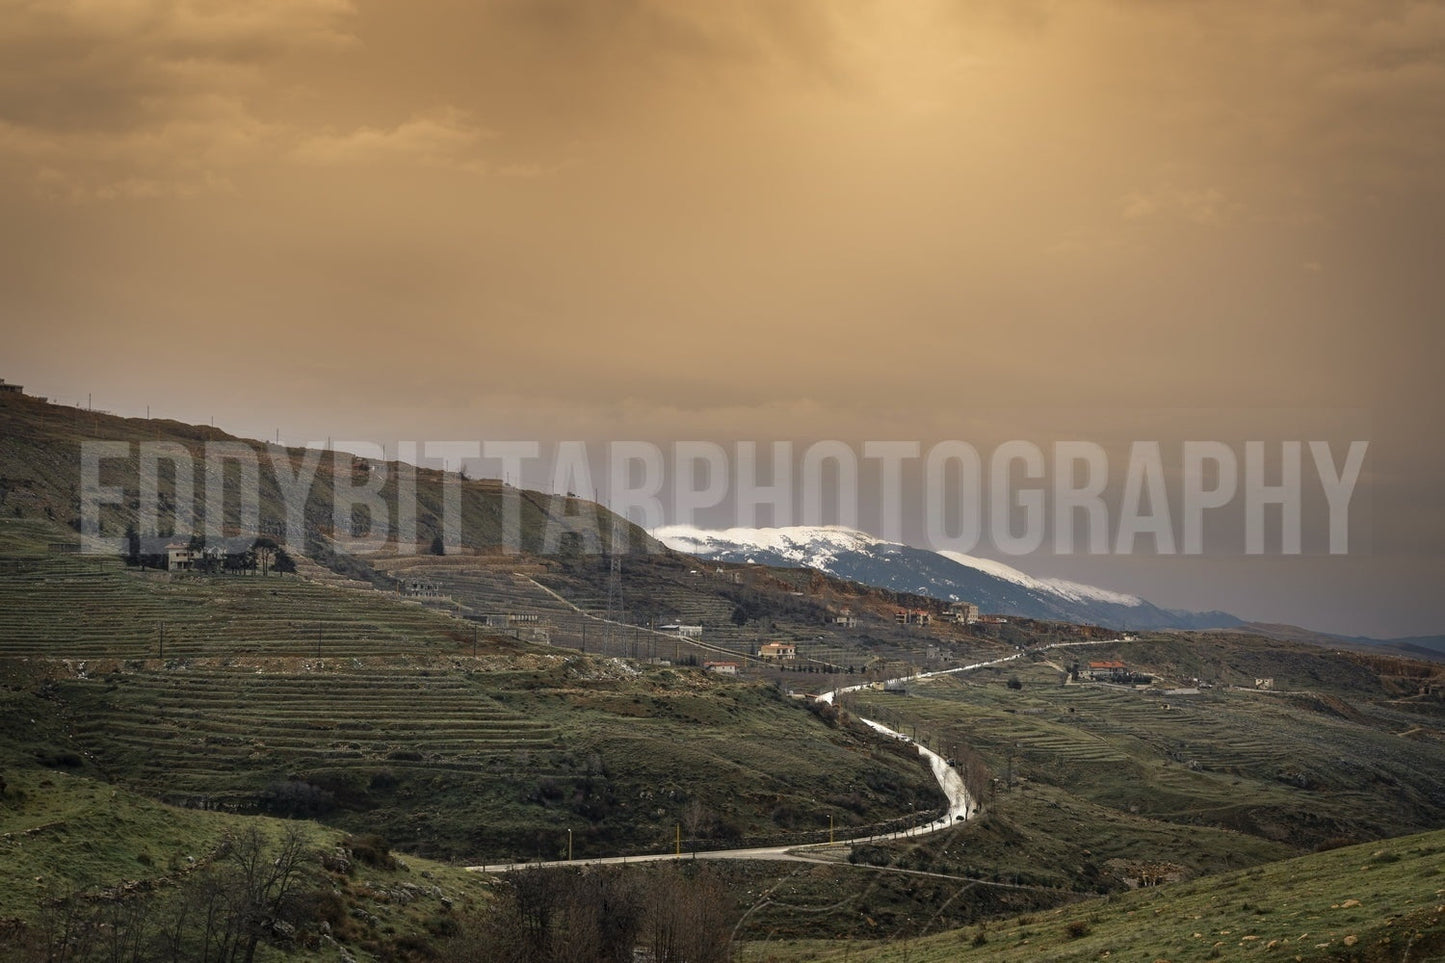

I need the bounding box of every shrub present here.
[1065,920,1091,939]
[262,779,336,817]
[36,748,85,768]
[346,833,397,870]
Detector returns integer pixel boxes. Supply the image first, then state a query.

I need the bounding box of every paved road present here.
[468,639,1122,875]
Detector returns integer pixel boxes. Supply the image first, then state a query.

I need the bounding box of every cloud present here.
[291,108,495,173]
[0,91,284,200]
[1121,185,1243,226]
[0,0,356,199]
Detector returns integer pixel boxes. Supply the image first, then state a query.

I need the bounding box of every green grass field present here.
[0,763,499,960]
[741,827,1445,961]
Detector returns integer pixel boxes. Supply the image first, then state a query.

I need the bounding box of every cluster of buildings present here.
[142,537,260,572]
[894,601,983,626]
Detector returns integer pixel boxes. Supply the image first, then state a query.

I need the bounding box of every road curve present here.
[468,639,1122,874]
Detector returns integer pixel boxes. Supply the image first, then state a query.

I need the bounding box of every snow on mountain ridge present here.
[936,551,1143,607]
[652,524,881,568]
[653,524,1143,607]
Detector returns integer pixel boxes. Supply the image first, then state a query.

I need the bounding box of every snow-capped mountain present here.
[652,524,1242,631]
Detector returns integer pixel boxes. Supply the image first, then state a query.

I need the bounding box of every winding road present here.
[468,639,1121,874]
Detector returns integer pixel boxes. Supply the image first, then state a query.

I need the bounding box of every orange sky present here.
[2,1,1441,636]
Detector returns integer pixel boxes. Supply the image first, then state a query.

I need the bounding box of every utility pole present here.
[603,554,623,654]
[567,828,573,861]
[473,625,477,658]
[675,824,681,856]
[316,623,322,659]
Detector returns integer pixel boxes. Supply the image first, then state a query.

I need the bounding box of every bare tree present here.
[222,823,310,963]
[681,798,711,849]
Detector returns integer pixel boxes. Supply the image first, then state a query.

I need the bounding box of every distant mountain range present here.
[653,525,1244,631]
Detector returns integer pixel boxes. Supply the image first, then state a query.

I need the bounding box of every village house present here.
[166,543,196,571]
[758,642,797,661]
[1087,660,1129,682]
[704,661,740,675]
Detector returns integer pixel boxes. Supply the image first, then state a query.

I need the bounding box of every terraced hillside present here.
[5,647,945,864]
[0,554,499,660]
[835,650,1445,898]
[60,663,558,806]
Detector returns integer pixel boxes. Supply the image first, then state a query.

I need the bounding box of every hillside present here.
[0,387,651,561]
[0,510,944,865]
[4,390,1445,961]
[0,388,1083,671]
[745,826,1445,961]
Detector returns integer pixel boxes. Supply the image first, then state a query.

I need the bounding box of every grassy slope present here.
[745,827,1445,962]
[0,767,494,961]
[8,654,941,863]
[845,649,1445,853]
